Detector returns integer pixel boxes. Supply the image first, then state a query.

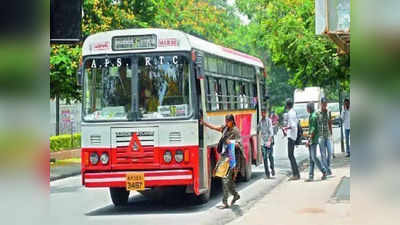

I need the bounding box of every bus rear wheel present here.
[110,187,130,206]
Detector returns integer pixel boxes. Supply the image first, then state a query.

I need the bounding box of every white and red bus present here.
[79,28,267,206]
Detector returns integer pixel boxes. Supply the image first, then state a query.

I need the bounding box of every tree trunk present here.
[56,96,60,135]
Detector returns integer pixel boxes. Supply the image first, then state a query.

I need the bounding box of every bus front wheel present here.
[110,187,130,206]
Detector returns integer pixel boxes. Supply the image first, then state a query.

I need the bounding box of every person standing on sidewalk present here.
[258,108,275,179]
[341,98,351,157]
[201,114,241,208]
[270,110,279,136]
[306,103,327,182]
[283,98,300,181]
[318,97,333,176]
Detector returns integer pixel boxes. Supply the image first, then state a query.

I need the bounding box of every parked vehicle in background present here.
[293,87,325,143]
[327,102,340,126]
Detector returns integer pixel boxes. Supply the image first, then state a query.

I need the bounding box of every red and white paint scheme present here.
[80,29,267,206]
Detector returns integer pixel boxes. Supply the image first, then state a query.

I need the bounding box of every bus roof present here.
[82,28,264,68]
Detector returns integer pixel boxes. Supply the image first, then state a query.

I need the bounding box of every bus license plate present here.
[126,172,145,191]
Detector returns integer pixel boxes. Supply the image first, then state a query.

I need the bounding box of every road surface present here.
[50,129,339,225]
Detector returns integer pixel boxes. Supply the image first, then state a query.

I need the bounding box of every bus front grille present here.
[111,127,158,165]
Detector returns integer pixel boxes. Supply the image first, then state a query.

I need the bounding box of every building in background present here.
[50,99,81,136]
[315,0,350,55]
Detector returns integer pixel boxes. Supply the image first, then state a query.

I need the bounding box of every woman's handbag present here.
[214,157,230,178]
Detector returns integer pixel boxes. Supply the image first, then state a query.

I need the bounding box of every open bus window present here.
[83,57,132,121]
[137,55,191,119]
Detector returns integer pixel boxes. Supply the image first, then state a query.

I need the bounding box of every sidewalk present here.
[50,149,81,181]
[227,153,351,225]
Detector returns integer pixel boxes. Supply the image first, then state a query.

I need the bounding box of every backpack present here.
[295,120,303,145]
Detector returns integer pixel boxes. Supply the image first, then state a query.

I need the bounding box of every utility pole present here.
[338,84,345,152]
[56,96,60,135]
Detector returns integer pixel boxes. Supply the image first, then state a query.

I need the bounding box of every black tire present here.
[196,159,213,204]
[110,187,130,206]
[243,148,252,182]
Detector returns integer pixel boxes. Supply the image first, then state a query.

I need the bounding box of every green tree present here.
[236,0,349,91]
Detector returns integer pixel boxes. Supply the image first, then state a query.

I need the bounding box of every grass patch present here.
[50,157,81,167]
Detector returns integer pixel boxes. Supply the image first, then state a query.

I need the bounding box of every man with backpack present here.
[283,98,300,181]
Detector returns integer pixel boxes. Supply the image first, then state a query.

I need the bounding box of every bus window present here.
[235,81,242,109]
[219,79,228,110]
[241,82,249,109]
[217,58,225,74]
[207,77,218,111]
[233,63,240,76]
[215,78,222,111]
[204,76,211,111]
[240,64,246,78]
[204,54,209,71]
[226,60,233,75]
[137,55,191,119]
[249,83,256,109]
[83,57,132,121]
[208,56,217,73]
[226,80,234,110]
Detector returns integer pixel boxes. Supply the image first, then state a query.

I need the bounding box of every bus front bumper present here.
[83,169,193,188]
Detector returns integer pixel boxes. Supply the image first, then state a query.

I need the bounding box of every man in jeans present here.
[258,108,275,179]
[270,111,279,136]
[341,98,351,157]
[318,97,333,176]
[283,98,300,180]
[306,103,327,181]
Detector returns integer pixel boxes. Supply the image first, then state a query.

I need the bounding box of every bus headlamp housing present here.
[100,152,109,165]
[175,150,184,163]
[163,151,172,163]
[89,152,99,165]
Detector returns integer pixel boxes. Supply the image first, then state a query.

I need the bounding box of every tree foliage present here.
[50,45,81,102]
[237,0,350,91]
[50,0,242,102]
[50,0,350,108]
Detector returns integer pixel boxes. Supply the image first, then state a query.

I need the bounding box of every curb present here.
[50,171,81,182]
[50,149,81,161]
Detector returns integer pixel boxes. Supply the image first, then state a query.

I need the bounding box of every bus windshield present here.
[83,55,191,121]
[137,55,191,119]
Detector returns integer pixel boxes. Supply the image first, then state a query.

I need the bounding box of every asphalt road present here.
[50,129,340,225]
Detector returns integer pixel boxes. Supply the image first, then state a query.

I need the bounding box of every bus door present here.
[193,51,209,194]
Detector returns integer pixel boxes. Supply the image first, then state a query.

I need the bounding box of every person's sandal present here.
[231,194,240,206]
[220,200,229,209]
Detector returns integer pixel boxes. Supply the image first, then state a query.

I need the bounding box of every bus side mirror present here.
[76,66,82,86]
[194,51,204,79]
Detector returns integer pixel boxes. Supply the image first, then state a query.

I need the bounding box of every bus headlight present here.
[175,150,184,163]
[163,151,172,163]
[100,152,109,165]
[89,152,99,165]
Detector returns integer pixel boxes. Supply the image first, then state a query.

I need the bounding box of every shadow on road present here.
[85,170,265,216]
